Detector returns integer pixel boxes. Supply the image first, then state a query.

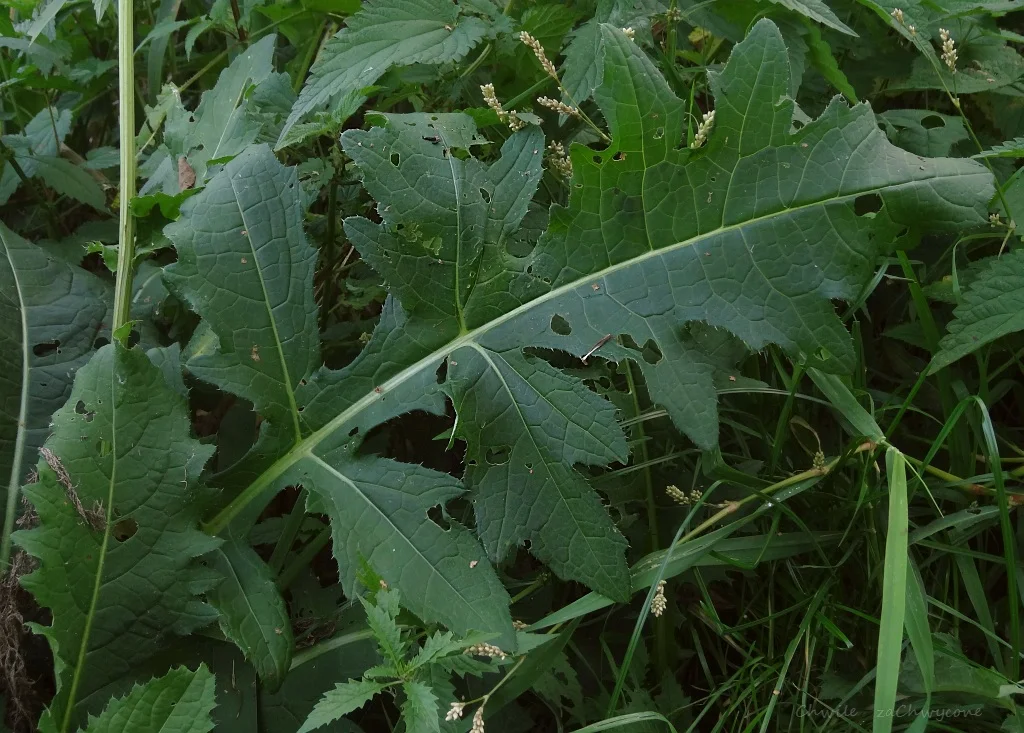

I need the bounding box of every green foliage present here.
[14,344,218,731]
[81,665,216,733]
[3,0,1024,731]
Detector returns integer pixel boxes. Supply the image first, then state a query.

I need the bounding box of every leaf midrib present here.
[227,174,304,443]
[204,171,980,535]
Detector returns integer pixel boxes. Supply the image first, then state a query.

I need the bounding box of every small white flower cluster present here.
[691,109,715,149]
[520,31,558,80]
[464,642,507,660]
[651,580,667,617]
[537,96,580,118]
[665,484,702,505]
[481,83,527,132]
[939,28,958,73]
[890,8,916,35]
[446,702,467,721]
[622,27,635,41]
[471,706,486,733]
[547,141,573,178]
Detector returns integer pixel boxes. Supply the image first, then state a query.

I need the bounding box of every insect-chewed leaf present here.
[325,20,991,601]
[165,142,515,649]
[14,344,218,731]
[200,19,991,637]
[0,223,109,514]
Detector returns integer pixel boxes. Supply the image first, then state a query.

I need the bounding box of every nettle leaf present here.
[0,223,109,503]
[14,344,218,731]
[297,678,388,733]
[279,0,489,146]
[165,145,515,648]
[81,665,217,733]
[400,680,439,733]
[931,249,1024,372]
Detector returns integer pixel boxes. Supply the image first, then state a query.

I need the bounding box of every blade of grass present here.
[872,448,909,733]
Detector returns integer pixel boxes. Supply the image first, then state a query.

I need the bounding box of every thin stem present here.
[624,361,667,675]
[112,0,137,337]
[276,525,331,591]
[268,488,308,575]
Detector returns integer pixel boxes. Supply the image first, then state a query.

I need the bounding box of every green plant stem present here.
[292,19,328,93]
[276,525,331,591]
[268,488,308,575]
[112,0,137,336]
[624,361,668,676]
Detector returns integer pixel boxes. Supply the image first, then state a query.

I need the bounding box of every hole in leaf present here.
[33,340,60,357]
[436,359,449,384]
[349,427,359,437]
[613,151,625,161]
[390,152,400,166]
[112,517,137,540]
[620,334,642,352]
[854,194,883,216]
[427,505,451,530]
[480,187,490,203]
[653,127,665,139]
[486,446,510,465]
[550,315,572,336]
[921,115,945,129]
[75,400,87,414]
[593,154,603,165]
[641,339,663,365]
[127,330,141,348]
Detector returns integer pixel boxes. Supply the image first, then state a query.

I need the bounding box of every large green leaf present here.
[165,145,317,443]
[0,223,109,563]
[206,539,293,691]
[164,144,516,649]
[14,344,219,732]
[81,665,217,733]
[930,249,1024,372]
[204,19,989,642]
[278,0,489,147]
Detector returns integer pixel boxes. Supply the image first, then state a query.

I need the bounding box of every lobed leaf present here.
[199,19,990,647]
[165,145,516,649]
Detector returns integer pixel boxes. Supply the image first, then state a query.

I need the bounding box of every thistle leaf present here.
[15,344,218,731]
